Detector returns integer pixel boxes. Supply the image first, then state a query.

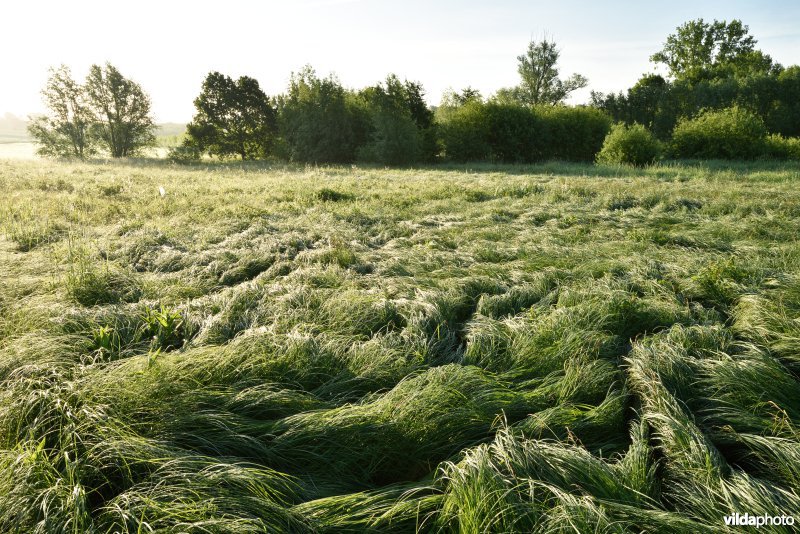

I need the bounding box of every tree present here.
[650,19,774,80]
[358,74,438,164]
[278,66,369,163]
[28,65,95,158]
[84,63,156,157]
[501,38,588,106]
[184,72,277,160]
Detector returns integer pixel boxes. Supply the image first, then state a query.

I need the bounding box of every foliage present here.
[438,100,492,162]
[183,72,277,160]
[650,18,773,81]
[141,304,187,351]
[84,63,157,157]
[439,101,610,163]
[482,103,544,163]
[539,105,611,161]
[498,38,588,106]
[766,66,800,137]
[671,106,767,159]
[762,134,800,160]
[358,110,422,165]
[27,65,96,158]
[597,123,662,166]
[357,74,430,165]
[167,143,202,163]
[594,19,797,146]
[278,66,369,164]
[591,75,677,139]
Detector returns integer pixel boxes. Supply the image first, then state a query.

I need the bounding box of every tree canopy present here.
[278,66,369,163]
[28,65,95,158]
[184,72,277,160]
[29,63,155,158]
[84,63,156,157]
[496,38,588,106]
[650,19,777,81]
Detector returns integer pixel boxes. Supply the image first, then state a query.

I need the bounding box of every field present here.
[1,158,800,532]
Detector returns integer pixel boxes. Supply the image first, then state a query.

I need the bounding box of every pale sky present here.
[1,0,798,123]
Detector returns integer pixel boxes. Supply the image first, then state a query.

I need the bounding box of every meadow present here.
[1,158,799,532]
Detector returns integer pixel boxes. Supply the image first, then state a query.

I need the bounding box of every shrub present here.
[357,110,422,165]
[540,106,611,162]
[763,134,800,160]
[671,106,767,159]
[167,144,201,163]
[279,67,370,164]
[597,123,662,166]
[439,101,491,162]
[439,102,610,163]
[483,103,543,163]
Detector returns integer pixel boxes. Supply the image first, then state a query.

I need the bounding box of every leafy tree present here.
[28,65,95,158]
[444,87,482,107]
[766,66,800,137]
[358,74,437,164]
[84,63,156,157]
[184,72,277,160]
[439,100,491,162]
[437,87,483,125]
[591,74,677,138]
[650,19,775,81]
[593,18,797,141]
[500,38,588,106]
[278,66,369,164]
[357,109,422,165]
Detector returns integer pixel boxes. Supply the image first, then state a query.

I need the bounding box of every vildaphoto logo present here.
[724,513,795,528]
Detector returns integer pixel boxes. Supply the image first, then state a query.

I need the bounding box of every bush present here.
[439,102,610,163]
[439,100,491,162]
[763,134,800,160]
[357,110,422,165]
[167,144,201,164]
[540,106,611,162]
[671,106,767,159]
[279,67,370,164]
[483,103,544,163]
[597,123,662,166]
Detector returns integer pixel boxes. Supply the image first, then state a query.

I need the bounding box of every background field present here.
[0,117,186,160]
[1,159,799,532]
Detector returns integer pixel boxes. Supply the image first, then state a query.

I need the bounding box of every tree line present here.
[30,18,800,164]
[591,19,800,140]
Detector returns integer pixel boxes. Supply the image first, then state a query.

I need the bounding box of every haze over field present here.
[2,0,799,123]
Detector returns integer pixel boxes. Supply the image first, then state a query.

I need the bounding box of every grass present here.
[1,158,799,532]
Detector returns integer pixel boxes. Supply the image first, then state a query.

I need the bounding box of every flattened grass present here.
[1,158,800,531]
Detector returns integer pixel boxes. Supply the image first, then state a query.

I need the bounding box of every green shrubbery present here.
[279,68,370,164]
[438,102,610,163]
[671,106,767,159]
[763,134,800,160]
[437,100,492,162]
[357,111,422,165]
[597,123,662,166]
[541,105,611,162]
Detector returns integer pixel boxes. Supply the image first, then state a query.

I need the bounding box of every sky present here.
[1,0,798,123]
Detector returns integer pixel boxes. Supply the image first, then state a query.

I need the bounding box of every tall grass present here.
[1,158,799,531]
